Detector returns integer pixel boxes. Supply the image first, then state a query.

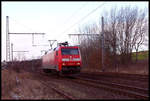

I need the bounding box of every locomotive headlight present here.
[76,63,80,65]
[62,63,66,65]
[62,58,69,61]
[73,58,80,61]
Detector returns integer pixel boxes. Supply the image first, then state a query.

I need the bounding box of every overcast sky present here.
[1,1,148,61]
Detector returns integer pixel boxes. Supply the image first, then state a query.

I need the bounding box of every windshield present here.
[61,48,79,55]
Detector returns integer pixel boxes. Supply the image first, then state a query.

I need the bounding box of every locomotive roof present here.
[60,46,79,48]
[53,45,79,51]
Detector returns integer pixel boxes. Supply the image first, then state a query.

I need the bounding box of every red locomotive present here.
[42,42,82,76]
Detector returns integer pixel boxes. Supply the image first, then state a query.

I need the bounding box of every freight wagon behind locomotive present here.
[42,42,82,76]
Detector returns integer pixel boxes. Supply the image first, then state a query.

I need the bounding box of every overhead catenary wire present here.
[62,2,89,25]
[45,2,89,43]
[9,17,45,44]
[9,3,105,55]
[8,17,46,60]
[56,3,105,41]
[63,3,105,34]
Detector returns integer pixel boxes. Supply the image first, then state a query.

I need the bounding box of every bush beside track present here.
[5,59,42,73]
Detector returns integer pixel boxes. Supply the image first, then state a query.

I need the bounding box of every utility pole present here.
[11,44,29,61]
[101,16,105,72]
[6,16,10,61]
[6,16,45,61]
[41,50,47,56]
[32,44,49,47]
[9,33,45,46]
[11,43,13,61]
[68,34,99,36]
[13,51,29,61]
[13,51,29,52]
[8,33,45,61]
[48,40,57,49]
[68,34,99,44]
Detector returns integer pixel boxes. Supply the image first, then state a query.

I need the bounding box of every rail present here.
[71,77,149,99]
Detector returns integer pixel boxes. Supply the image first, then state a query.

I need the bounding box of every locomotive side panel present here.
[42,51,57,70]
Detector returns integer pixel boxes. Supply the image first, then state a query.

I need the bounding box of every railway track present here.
[69,77,149,99]
[40,80,75,100]
[81,72,148,81]
[79,75,148,89]
[33,72,76,100]
[34,71,149,99]
[79,72,149,89]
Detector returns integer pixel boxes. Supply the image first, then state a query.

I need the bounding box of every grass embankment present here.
[2,69,19,99]
[132,51,149,60]
[2,69,39,99]
[2,60,62,100]
[2,68,63,100]
[81,51,149,75]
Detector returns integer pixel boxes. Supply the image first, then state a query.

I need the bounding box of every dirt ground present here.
[2,69,133,100]
[1,59,148,99]
[1,69,65,100]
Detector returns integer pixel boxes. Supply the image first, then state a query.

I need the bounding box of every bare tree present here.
[76,6,148,71]
[116,6,138,64]
[105,6,148,64]
[77,23,102,70]
[133,10,148,62]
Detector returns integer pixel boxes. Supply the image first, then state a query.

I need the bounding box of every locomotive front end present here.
[60,47,82,75]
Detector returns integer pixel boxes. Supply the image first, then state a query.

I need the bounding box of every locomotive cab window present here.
[61,48,79,55]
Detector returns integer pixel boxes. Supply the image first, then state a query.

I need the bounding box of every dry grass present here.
[117,59,149,75]
[2,67,64,100]
[2,69,19,99]
[81,59,149,75]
